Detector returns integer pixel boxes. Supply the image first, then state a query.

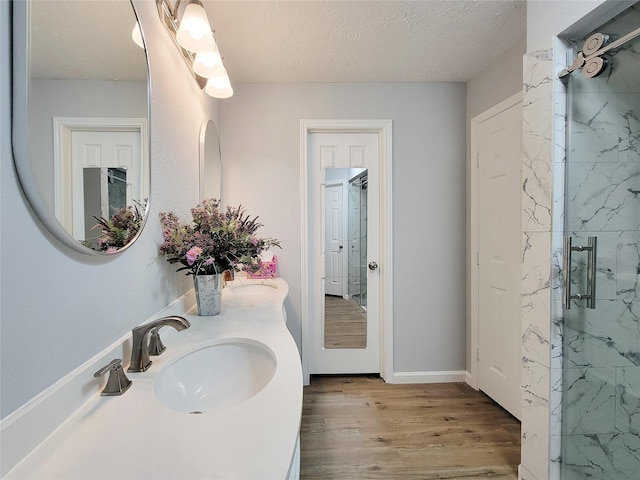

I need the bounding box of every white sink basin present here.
[228,282,278,295]
[154,340,277,413]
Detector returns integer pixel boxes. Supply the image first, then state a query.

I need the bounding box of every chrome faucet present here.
[94,359,132,396]
[128,316,191,373]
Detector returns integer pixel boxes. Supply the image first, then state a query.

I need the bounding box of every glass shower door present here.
[561,8,640,479]
[348,172,368,309]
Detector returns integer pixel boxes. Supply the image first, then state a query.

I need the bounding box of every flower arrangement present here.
[89,200,147,253]
[159,199,280,276]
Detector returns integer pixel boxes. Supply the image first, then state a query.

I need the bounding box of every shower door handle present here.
[562,236,597,310]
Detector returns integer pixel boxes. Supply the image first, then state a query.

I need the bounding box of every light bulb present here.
[176,2,215,53]
[204,68,233,98]
[193,48,224,78]
[132,22,144,49]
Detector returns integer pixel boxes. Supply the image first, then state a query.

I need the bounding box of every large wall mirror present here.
[324,168,368,349]
[12,0,150,255]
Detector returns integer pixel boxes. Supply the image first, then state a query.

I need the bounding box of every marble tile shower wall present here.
[523,8,640,480]
[521,47,555,480]
[559,33,640,479]
[549,37,569,480]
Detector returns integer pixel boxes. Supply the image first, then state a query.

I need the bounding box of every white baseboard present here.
[465,370,478,389]
[0,291,195,478]
[389,370,467,384]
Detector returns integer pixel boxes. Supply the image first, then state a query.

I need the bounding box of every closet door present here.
[476,97,522,420]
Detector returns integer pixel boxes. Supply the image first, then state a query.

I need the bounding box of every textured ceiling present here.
[205,0,527,82]
[30,0,527,84]
[30,1,147,81]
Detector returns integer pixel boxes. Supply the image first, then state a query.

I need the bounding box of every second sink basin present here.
[154,340,277,414]
[227,282,278,295]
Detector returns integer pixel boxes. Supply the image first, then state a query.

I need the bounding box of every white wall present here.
[220,83,467,373]
[0,0,219,419]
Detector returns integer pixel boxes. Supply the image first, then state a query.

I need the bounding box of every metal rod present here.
[586,26,640,61]
[586,236,597,309]
[558,26,640,78]
[156,0,206,89]
[562,236,572,310]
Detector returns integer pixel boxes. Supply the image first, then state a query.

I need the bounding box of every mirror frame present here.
[11,0,151,256]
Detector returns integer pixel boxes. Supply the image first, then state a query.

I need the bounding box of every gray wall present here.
[466,40,526,122]
[29,79,147,205]
[527,0,607,50]
[0,0,219,419]
[220,83,468,373]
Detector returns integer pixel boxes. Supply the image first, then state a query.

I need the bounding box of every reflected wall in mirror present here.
[324,168,368,349]
[12,0,150,255]
[199,120,222,202]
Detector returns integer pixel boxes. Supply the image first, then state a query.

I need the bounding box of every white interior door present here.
[71,130,141,241]
[308,132,380,374]
[477,99,522,420]
[325,182,346,297]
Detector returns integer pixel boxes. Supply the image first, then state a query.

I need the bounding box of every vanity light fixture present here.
[156,0,233,98]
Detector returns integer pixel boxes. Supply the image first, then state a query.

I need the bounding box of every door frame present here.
[300,119,393,386]
[468,92,522,389]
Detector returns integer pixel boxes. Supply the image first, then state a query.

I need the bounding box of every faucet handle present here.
[148,327,167,356]
[94,359,132,396]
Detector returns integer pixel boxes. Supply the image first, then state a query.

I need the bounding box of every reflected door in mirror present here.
[325,182,345,296]
[324,168,368,350]
[68,129,141,244]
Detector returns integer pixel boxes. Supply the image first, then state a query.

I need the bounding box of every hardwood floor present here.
[300,375,521,479]
[324,295,367,349]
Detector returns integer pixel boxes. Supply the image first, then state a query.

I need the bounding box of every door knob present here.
[368,261,378,271]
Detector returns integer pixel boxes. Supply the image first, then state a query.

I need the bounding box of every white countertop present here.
[6,277,302,480]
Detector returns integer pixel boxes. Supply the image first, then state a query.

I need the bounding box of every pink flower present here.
[106,247,119,254]
[204,257,215,266]
[186,246,203,265]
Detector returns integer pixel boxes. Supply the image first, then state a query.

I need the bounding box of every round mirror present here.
[199,120,222,202]
[12,0,150,255]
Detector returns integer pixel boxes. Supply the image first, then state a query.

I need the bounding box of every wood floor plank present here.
[300,375,520,479]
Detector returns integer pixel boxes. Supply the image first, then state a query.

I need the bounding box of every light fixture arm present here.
[156,0,207,88]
